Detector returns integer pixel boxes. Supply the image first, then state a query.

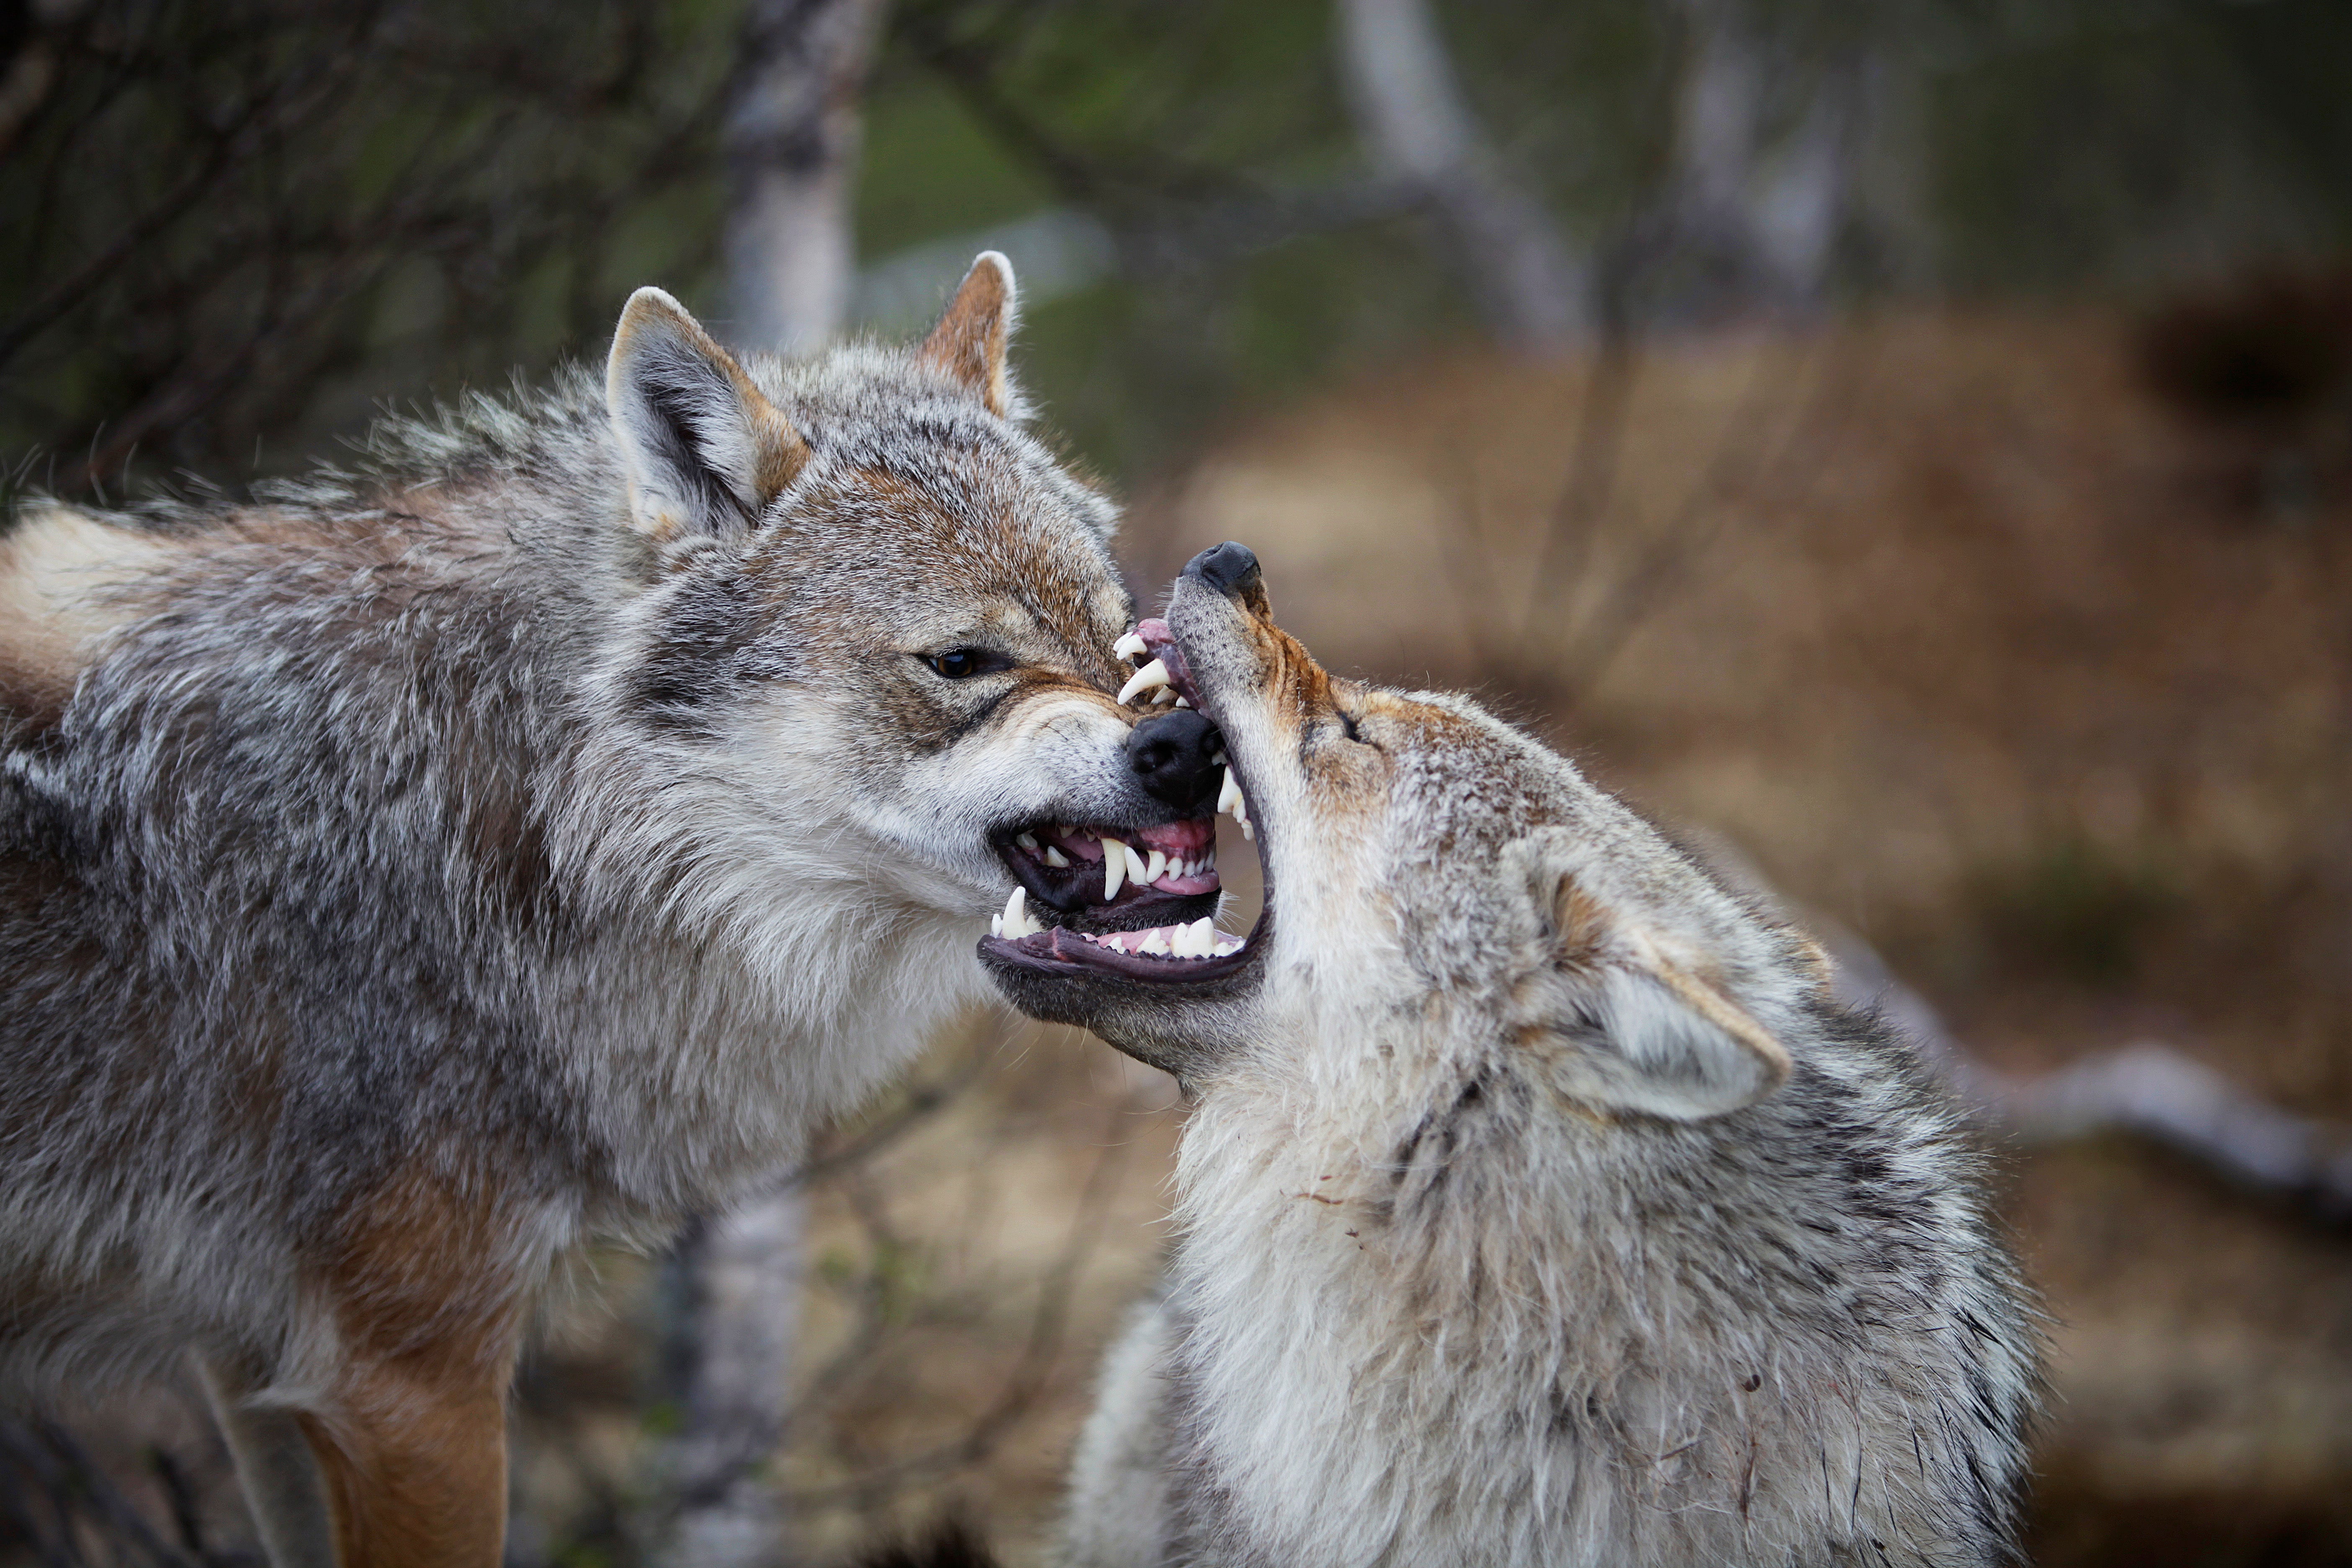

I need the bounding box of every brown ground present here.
[10,305,2349,1565]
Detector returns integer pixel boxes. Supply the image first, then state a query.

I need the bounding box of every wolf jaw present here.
[980,605,1268,989]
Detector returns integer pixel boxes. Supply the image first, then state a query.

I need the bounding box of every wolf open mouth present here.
[980,614,1269,983]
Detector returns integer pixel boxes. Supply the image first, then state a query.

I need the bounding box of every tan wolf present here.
[0,255,1230,1566]
[984,545,2043,1567]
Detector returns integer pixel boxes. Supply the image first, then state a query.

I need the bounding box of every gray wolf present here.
[0,254,1224,1566]
[984,544,2044,1567]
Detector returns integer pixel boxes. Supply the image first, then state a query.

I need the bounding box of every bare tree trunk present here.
[649,7,886,1565]
[722,0,889,354]
[1334,0,1585,350]
[652,1197,806,1568]
[1654,0,1863,318]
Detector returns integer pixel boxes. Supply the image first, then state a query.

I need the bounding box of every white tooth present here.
[1151,687,1177,706]
[1003,885,1030,938]
[1239,816,1254,841]
[1217,768,1242,817]
[990,913,1003,938]
[1140,928,1172,956]
[1044,846,1069,868]
[1124,843,1150,889]
[1016,831,1039,851]
[1102,838,1127,900]
[1117,659,1171,706]
[1114,630,1148,661]
[1175,918,1210,958]
[1173,695,1191,708]
[1214,936,1243,956]
[1144,849,1167,885]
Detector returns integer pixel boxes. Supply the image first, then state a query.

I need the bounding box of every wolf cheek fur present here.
[986,556,2044,1568]
[0,255,1193,1565]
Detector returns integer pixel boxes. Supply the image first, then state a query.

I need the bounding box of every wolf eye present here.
[923,647,1007,680]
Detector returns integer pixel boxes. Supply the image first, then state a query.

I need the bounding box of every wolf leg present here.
[297,1347,516,1568]
[199,1356,340,1568]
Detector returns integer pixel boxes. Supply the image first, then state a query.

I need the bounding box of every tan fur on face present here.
[0,506,178,717]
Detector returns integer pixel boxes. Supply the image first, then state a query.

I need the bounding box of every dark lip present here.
[980,599,1277,992]
[978,907,1269,985]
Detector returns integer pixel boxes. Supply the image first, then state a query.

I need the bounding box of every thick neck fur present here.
[1155,970,2034,1568]
[0,338,1140,1397]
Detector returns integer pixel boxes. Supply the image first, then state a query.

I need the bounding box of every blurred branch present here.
[1820,923,2352,1222]
[1334,0,1585,350]
[0,1415,242,1568]
[1633,0,1867,322]
[781,1093,1135,1510]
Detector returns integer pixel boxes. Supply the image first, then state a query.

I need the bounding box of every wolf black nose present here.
[1127,708,1223,812]
[1183,541,1260,597]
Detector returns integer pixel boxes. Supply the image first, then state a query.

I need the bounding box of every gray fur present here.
[0,261,1157,1499]
[1030,574,2043,1568]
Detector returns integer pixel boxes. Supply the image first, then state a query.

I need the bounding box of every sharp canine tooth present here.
[1144,849,1167,885]
[1001,885,1038,939]
[1114,630,1148,660]
[1044,846,1069,868]
[1016,831,1039,851]
[1102,838,1127,900]
[1123,843,1149,887]
[1117,659,1171,705]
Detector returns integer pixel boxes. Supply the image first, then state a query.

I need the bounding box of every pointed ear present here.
[917,252,1019,416]
[606,287,811,542]
[1509,829,1792,1122]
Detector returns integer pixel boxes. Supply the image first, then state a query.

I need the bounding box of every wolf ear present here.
[917,252,1019,417]
[606,286,812,541]
[1509,829,1792,1122]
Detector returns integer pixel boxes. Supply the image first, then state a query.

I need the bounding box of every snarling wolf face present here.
[982,542,1810,1119]
[596,257,1222,940]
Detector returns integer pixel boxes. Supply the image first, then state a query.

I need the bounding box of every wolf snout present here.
[1126,707,1224,812]
[1182,540,1261,596]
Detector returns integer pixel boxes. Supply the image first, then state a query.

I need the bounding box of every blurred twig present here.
[1701,838,2352,1225]
[1822,923,2352,1222]
[781,1092,1137,1510]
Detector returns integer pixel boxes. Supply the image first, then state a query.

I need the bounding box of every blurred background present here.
[4,0,2352,1563]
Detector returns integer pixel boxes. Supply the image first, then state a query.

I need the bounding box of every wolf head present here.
[582,255,1222,949]
[981,542,1824,1118]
